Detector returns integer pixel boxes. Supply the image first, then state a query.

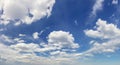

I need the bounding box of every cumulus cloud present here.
[48,31,80,49]
[0,31,80,65]
[82,19,120,57]
[10,43,40,52]
[32,32,39,39]
[0,43,63,65]
[85,19,120,39]
[0,43,21,64]
[12,31,80,53]
[0,0,55,25]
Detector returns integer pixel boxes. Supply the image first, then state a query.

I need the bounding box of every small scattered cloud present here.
[74,20,78,26]
[0,28,6,32]
[112,0,118,5]
[32,32,39,39]
[19,34,26,37]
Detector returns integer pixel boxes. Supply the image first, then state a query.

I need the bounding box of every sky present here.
[0,0,120,65]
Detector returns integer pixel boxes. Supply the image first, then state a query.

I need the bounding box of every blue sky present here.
[0,0,120,65]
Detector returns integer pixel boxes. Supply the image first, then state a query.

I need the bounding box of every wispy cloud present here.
[91,0,104,16]
[112,0,118,5]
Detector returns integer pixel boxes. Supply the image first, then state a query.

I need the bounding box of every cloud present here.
[0,43,21,64]
[10,43,40,53]
[82,19,120,57]
[48,31,80,49]
[14,38,25,43]
[0,20,120,65]
[85,19,120,39]
[87,0,104,24]
[19,34,26,37]
[74,20,78,26]
[112,0,118,5]
[0,0,55,25]
[0,43,60,65]
[0,28,6,31]
[92,0,104,15]
[0,31,80,65]
[12,31,80,53]
[0,34,14,43]
[32,32,39,39]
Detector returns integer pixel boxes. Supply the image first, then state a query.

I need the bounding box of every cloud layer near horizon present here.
[0,19,120,65]
[0,31,80,65]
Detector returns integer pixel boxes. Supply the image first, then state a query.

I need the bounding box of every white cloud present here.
[82,19,120,57]
[10,43,40,52]
[0,45,79,65]
[0,34,14,43]
[14,38,25,43]
[1,23,120,63]
[19,34,26,37]
[112,0,118,5]
[79,39,120,58]
[85,19,120,39]
[33,32,39,39]
[0,20,10,25]
[0,43,21,64]
[48,31,79,49]
[0,0,55,25]
[0,28,6,31]
[33,31,80,52]
[0,31,80,65]
[92,0,104,15]
[1,21,120,64]
[0,43,60,65]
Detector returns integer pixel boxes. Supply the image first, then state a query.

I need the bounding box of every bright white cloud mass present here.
[85,19,120,39]
[0,19,120,65]
[0,0,120,65]
[0,0,55,25]
[0,31,80,65]
[84,19,120,56]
